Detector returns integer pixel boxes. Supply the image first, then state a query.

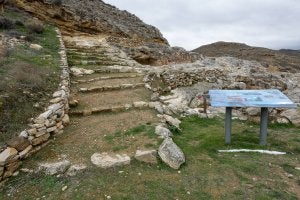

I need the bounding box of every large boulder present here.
[91,153,130,168]
[158,138,185,169]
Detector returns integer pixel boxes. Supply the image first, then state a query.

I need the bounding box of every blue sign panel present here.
[209,89,297,108]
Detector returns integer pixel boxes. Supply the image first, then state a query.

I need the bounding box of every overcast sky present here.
[103,0,300,50]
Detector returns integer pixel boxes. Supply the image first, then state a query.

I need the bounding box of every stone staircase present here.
[52,35,159,162]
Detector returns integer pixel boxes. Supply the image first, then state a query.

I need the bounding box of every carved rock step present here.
[69,102,150,116]
[71,74,143,84]
[93,67,137,73]
[79,83,144,93]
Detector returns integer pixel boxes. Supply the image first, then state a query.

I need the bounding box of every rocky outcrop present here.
[193,41,300,72]
[13,0,200,65]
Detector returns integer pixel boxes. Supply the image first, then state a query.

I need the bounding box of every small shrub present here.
[0,17,15,29]
[24,33,35,42]
[25,19,44,34]
[7,30,21,39]
[15,20,24,26]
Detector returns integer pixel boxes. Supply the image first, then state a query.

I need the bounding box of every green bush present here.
[0,17,14,29]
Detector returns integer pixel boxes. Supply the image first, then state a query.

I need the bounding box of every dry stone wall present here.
[0,28,70,182]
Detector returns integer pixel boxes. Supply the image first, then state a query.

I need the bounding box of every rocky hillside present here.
[193,42,300,72]
[13,0,199,65]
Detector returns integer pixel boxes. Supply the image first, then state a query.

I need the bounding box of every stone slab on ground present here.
[38,160,71,175]
[91,152,130,168]
[134,150,157,164]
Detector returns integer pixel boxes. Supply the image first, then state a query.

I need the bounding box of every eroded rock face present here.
[158,138,185,169]
[14,0,200,65]
[91,152,130,168]
[155,125,173,138]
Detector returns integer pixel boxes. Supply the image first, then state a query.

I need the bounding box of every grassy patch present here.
[1,116,299,199]
[0,7,60,145]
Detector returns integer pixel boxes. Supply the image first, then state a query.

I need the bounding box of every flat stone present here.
[53,90,65,98]
[155,125,173,138]
[91,153,130,168]
[31,133,50,146]
[6,137,30,151]
[29,43,43,51]
[0,147,18,166]
[133,101,148,108]
[38,160,71,175]
[48,103,62,112]
[135,150,157,164]
[162,115,181,130]
[19,145,33,159]
[40,109,53,119]
[66,164,87,176]
[158,138,185,169]
[47,126,57,133]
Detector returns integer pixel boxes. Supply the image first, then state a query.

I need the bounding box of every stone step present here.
[71,74,143,84]
[69,102,151,116]
[66,48,115,54]
[69,60,123,66]
[78,83,145,93]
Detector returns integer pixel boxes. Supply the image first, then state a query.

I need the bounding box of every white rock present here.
[162,115,181,129]
[91,153,130,168]
[158,138,185,169]
[280,109,300,126]
[38,160,71,175]
[134,150,157,164]
[29,44,43,51]
[245,107,260,116]
[155,125,173,138]
[66,164,87,176]
[133,101,148,108]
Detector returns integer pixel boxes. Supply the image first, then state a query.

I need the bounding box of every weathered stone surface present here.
[38,160,71,175]
[91,153,130,168]
[0,147,18,166]
[5,160,22,174]
[6,137,30,151]
[162,115,181,129]
[62,114,70,125]
[19,145,33,159]
[158,138,185,169]
[19,130,29,138]
[189,94,205,108]
[228,82,247,90]
[66,164,87,176]
[135,150,157,164]
[31,133,50,146]
[155,125,173,138]
[38,110,52,120]
[245,107,260,116]
[70,67,94,76]
[47,126,57,133]
[280,109,300,125]
[133,101,148,108]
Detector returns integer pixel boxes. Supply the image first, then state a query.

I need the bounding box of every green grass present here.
[0,7,61,145]
[1,116,299,199]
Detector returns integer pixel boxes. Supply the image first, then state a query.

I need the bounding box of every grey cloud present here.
[104,0,300,50]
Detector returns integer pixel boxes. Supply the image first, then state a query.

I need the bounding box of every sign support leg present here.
[259,107,268,145]
[225,107,232,144]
